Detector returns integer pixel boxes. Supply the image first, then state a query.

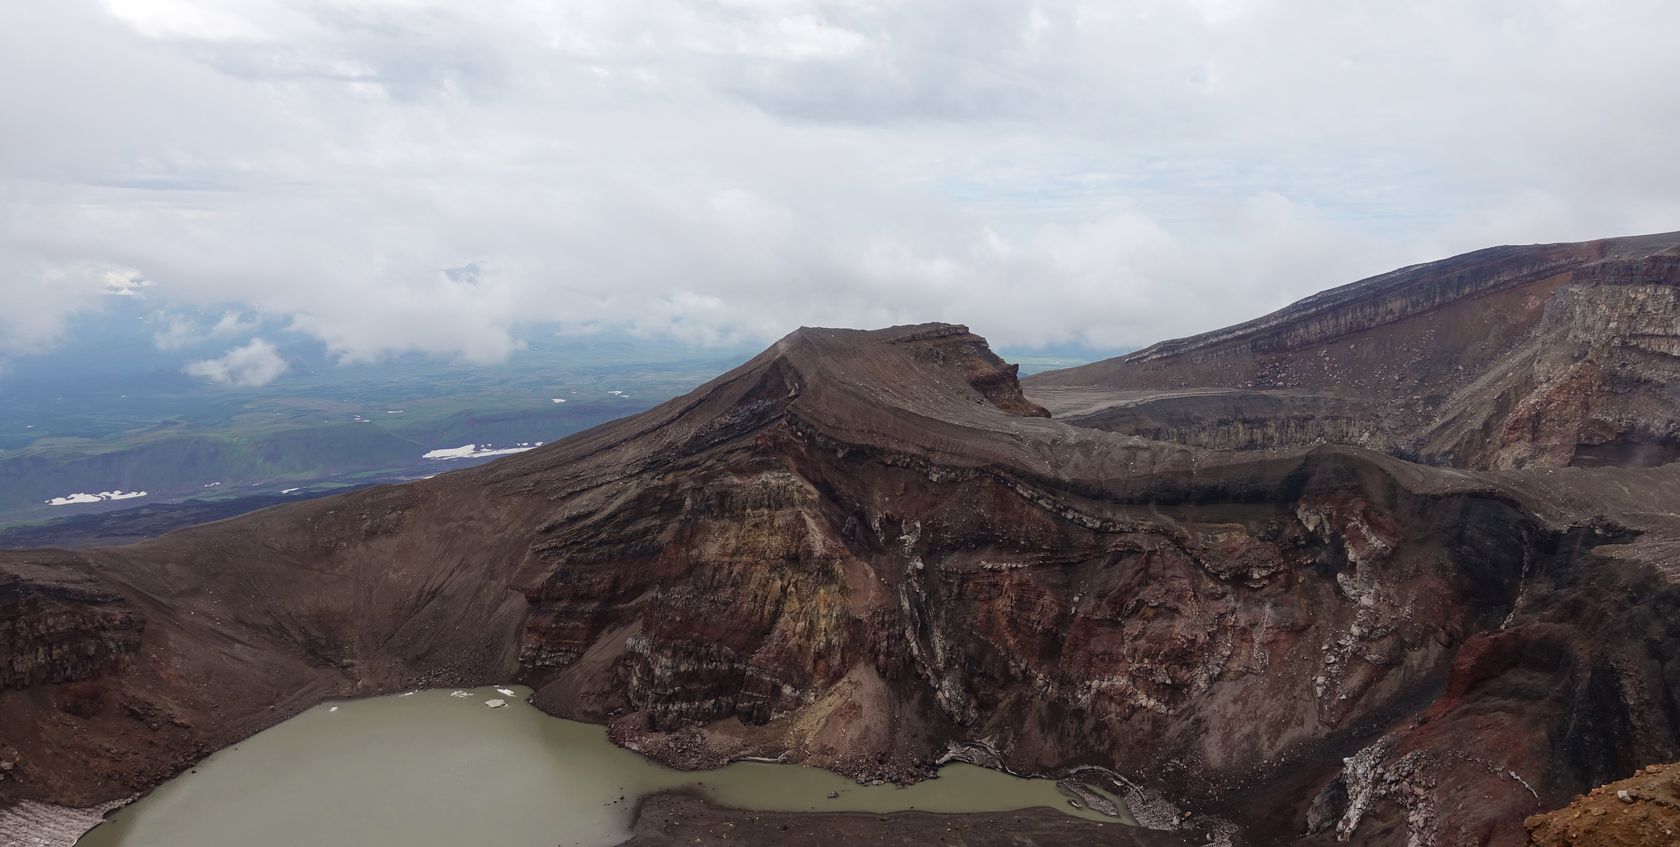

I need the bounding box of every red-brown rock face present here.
[1,243,1679,847]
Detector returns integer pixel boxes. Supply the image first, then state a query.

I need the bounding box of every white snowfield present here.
[45,490,148,506]
[421,442,543,461]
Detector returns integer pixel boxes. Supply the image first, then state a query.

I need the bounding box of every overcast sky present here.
[3,0,1678,380]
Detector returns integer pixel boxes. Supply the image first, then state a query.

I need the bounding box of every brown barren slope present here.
[1525,762,1680,846]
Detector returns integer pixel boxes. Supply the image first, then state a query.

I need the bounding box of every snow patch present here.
[422,443,537,461]
[45,490,148,506]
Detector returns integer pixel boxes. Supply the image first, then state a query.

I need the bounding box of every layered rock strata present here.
[1028,232,1680,470]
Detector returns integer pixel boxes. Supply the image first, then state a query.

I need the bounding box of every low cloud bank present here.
[184,338,289,387]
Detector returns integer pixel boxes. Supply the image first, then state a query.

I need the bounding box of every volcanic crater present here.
[4,232,1680,846]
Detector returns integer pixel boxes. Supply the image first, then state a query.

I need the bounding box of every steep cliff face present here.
[1467,276,1680,469]
[2,307,1678,846]
[1028,232,1680,471]
[0,557,142,691]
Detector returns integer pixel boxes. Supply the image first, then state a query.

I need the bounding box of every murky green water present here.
[77,686,1126,847]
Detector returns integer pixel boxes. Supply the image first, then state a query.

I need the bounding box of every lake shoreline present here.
[7,677,1125,847]
[60,686,1144,847]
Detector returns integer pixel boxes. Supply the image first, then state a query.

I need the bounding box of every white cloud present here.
[0,0,1676,364]
[101,268,152,296]
[184,337,288,386]
[210,310,258,337]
